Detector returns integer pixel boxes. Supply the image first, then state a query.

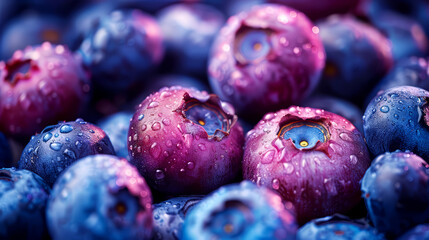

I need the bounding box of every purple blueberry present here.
[317,15,393,102]
[157,3,225,75]
[297,214,385,240]
[152,196,203,240]
[47,154,153,240]
[363,86,429,159]
[18,118,115,186]
[361,151,429,237]
[98,111,133,159]
[128,86,244,195]
[78,9,164,93]
[243,106,371,224]
[398,224,429,240]
[0,42,91,139]
[0,132,12,167]
[0,168,50,240]
[182,181,297,240]
[208,4,325,119]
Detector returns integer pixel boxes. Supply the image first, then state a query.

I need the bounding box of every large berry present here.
[243,106,370,223]
[98,112,133,159]
[208,4,325,119]
[47,155,153,240]
[18,118,115,186]
[79,9,164,93]
[361,151,429,237]
[363,86,429,159]
[0,168,50,239]
[128,86,244,195]
[182,181,297,240]
[152,196,203,240]
[0,42,90,139]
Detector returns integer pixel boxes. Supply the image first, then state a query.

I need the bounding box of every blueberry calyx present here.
[234,26,273,65]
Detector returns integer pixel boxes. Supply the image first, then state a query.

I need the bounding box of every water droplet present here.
[160,91,172,99]
[60,124,73,133]
[152,122,161,131]
[394,114,399,119]
[166,140,173,147]
[63,149,76,159]
[380,106,389,113]
[187,162,195,170]
[283,163,294,174]
[141,124,147,131]
[150,143,161,159]
[339,133,352,142]
[89,129,95,133]
[75,141,82,150]
[261,150,275,164]
[138,114,144,121]
[272,179,280,190]
[162,118,171,126]
[27,147,33,154]
[349,155,358,165]
[148,101,159,109]
[324,179,338,196]
[198,143,206,151]
[155,169,165,180]
[43,132,53,142]
[50,142,63,151]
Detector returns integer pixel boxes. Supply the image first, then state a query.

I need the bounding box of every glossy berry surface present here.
[0,168,50,240]
[152,196,203,240]
[297,214,384,240]
[363,86,429,159]
[182,181,297,240]
[398,224,429,240]
[361,151,429,237]
[0,132,12,167]
[243,106,370,224]
[317,15,393,102]
[0,42,91,139]
[47,154,153,240]
[208,4,325,119]
[18,118,115,186]
[98,112,133,160]
[157,3,224,75]
[128,86,244,195]
[79,9,164,93]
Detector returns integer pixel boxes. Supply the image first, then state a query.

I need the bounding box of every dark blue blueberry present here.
[78,9,164,93]
[398,224,429,240]
[363,86,429,159]
[366,57,429,106]
[0,12,66,60]
[18,118,115,186]
[297,214,385,240]
[98,111,133,159]
[157,3,224,76]
[181,181,297,240]
[0,132,12,168]
[152,196,203,240]
[317,15,393,102]
[361,151,429,238]
[0,168,50,240]
[47,154,153,240]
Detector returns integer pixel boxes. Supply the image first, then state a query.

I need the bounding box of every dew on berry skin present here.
[160,91,172,99]
[162,118,171,126]
[155,169,165,180]
[150,143,161,159]
[43,132,53,142]
[394,114,399,119]
[272,178,280,190]
[50,142,63,151]
[166,140,173,147]
[89,129,95,133]
[75,140,82,150]
[187,162,195,170]
[339,132,353,142]
[141,124,147,131]
[261,150,275,164]
[27,147,33,154]
[198,143,206,151]
[152,122,161,131]
[60,124,73,133]
[148,101,159,109]
[380,105,389,113]
[283,163,294,174]
[349,155,358,165]
[63,149,76,160]
[324,178,338,196]
[138,114,144,121]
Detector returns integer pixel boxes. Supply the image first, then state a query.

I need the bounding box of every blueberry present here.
[297,214,385,240]
[152,196,203,240]
[98,112,133,159]
[0,132,12,167]
[398,224,429,240]
[363,86,429,159]
[46,154,153,240]
[18,118,115,186]
[181,181,297,240]
[0,168,50,240]
[361,151,429,237]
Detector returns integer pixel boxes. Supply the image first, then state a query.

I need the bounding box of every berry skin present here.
[78,9,164,93]
[157,3,225,75]
[128,86,244,195]
[361,151,429,238]
[297,214,385,240]
[243,106,370,224]
[208,4,325,119]
[152,196,203,240]
[0,42,91,139]
[46,154,153,240]
[0,168,50,240]
[317,15,393,102]
[363,86,429,159]
[398,224,429,240]
[18,118,115,186]
[98,112,133,160]
[181,181,297,240]
[0,132,12,167]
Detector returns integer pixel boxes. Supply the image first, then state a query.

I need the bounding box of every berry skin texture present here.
[46,154,153,240]
[361,151,429,238]
[363,86,429,159]
[128,86,244,195]
[79,9,164,93]
[297,214,385,240]
[152,196,203,240]
[18,118,116,186]
[243,106,370,224]
[181,181,297,240]
[0,168,50,240]
[398,224,429,240]
[208,4,325,119]
[98,112,133,160]
[0,42,91,139]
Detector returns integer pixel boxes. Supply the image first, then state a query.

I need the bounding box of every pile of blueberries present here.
[1,0,429,239]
